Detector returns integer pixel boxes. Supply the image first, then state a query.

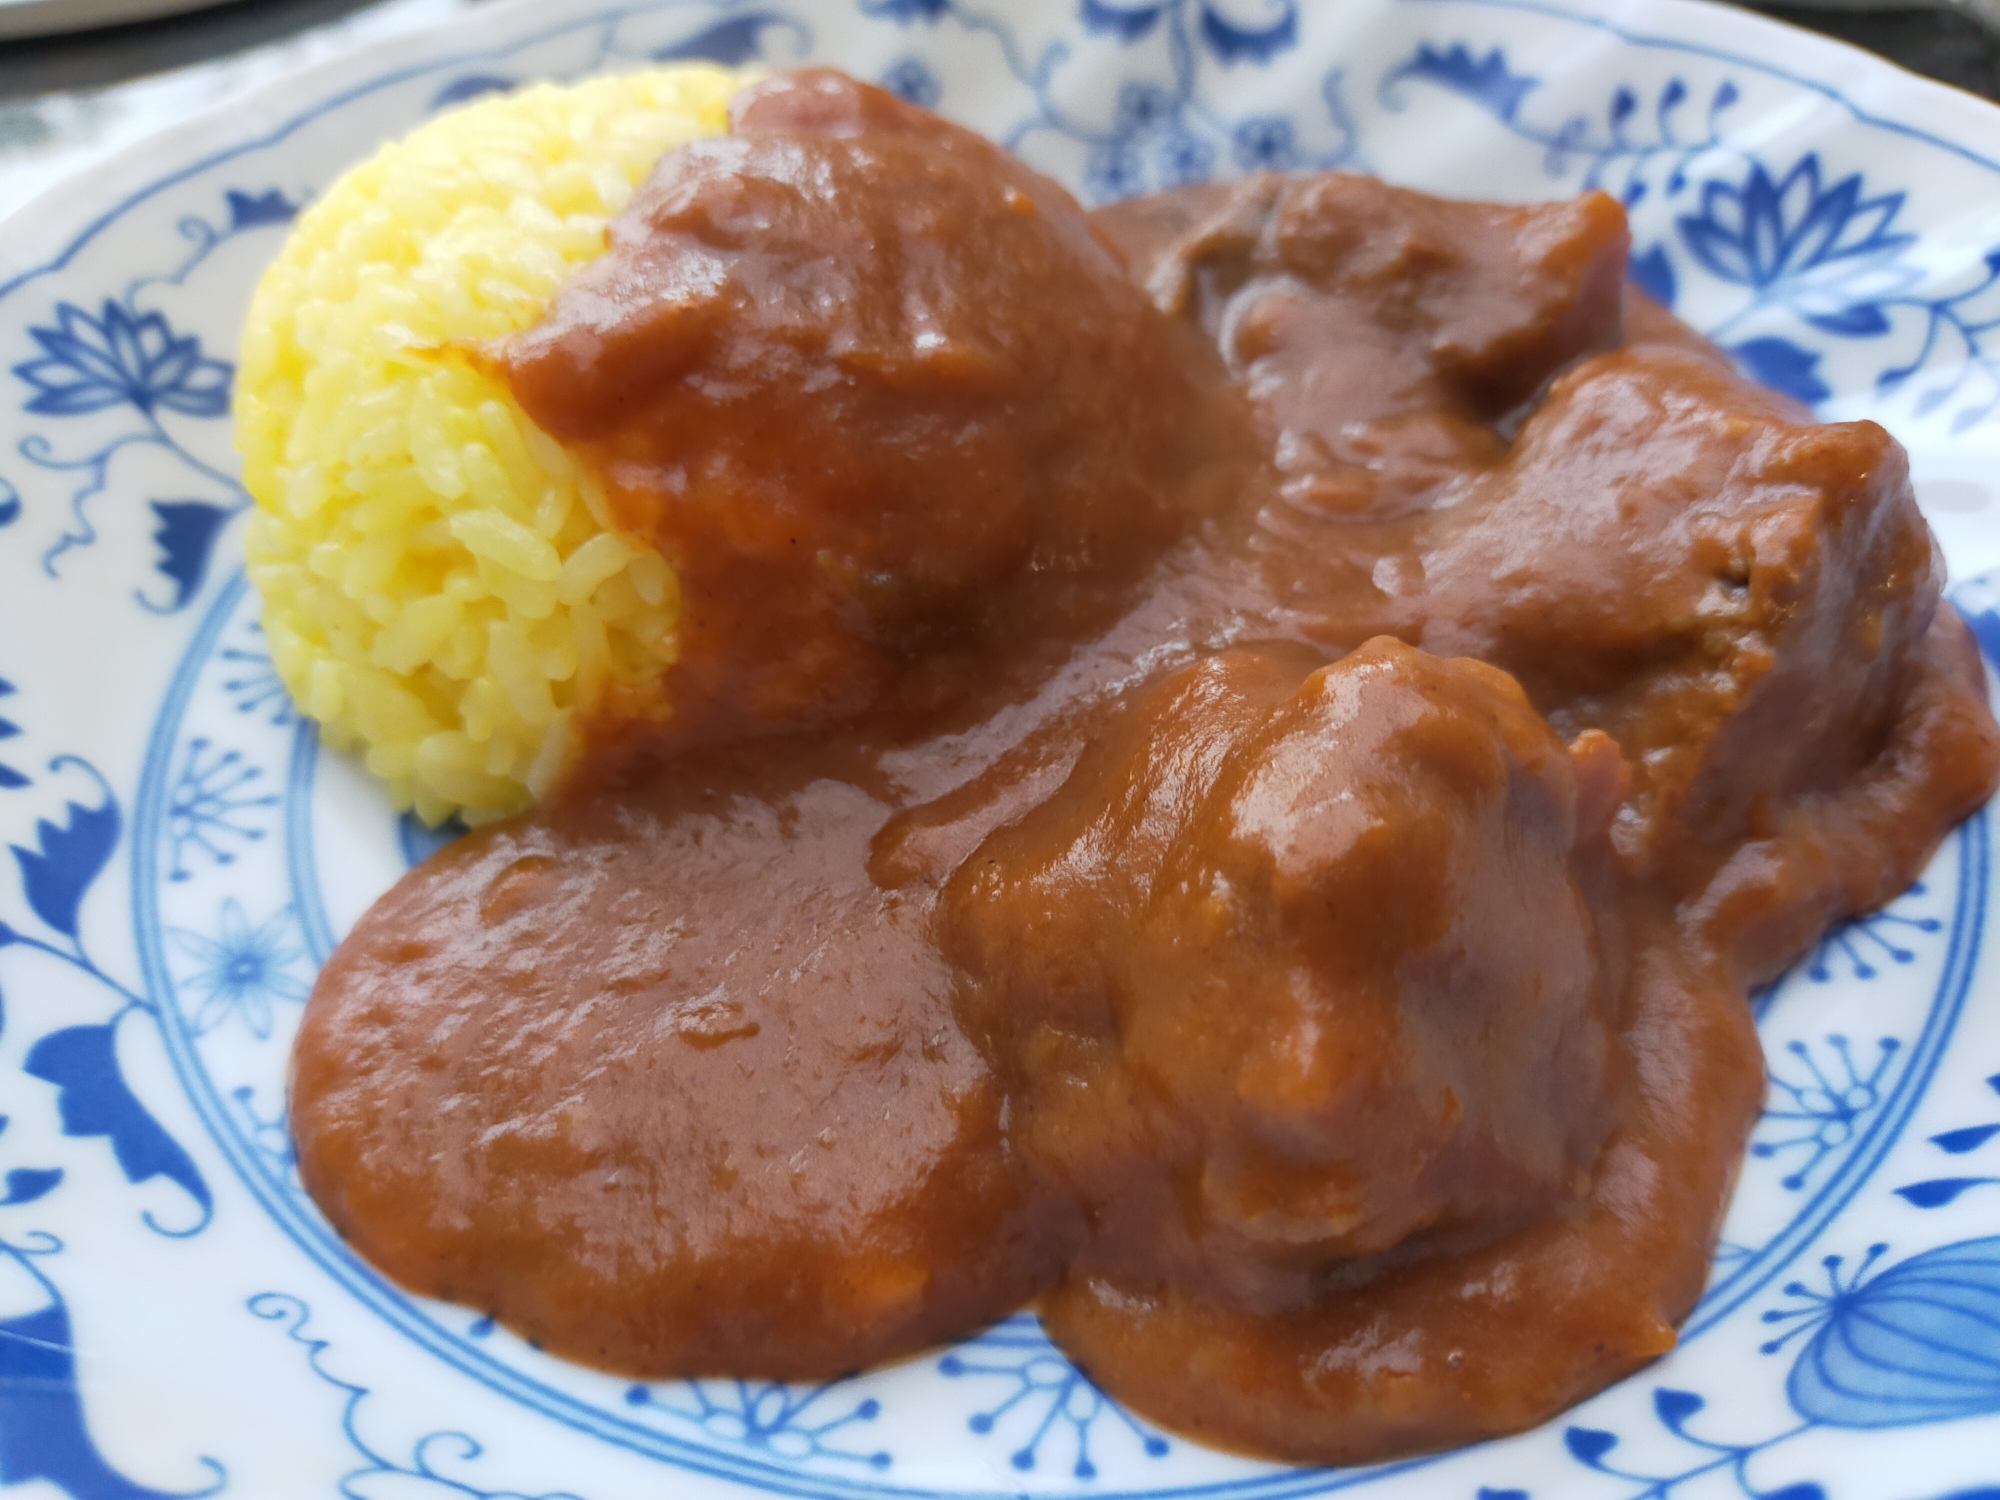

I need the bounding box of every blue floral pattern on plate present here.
[4,0,2000,1495]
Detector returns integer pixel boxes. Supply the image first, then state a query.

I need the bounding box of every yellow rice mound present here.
[237,65,748,826]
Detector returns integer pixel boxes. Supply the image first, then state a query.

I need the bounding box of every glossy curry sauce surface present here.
[288,70,2000,1464]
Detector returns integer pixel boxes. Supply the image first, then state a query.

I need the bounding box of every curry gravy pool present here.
[286,70,2000,1466]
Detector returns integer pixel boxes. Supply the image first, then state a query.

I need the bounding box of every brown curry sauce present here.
[288,70,2000,1465]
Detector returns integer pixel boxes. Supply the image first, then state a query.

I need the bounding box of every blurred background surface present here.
[0,0,1995,212]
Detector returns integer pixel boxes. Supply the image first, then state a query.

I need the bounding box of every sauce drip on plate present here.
[290,70,2000,1465]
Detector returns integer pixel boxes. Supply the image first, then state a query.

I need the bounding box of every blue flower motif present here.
[1085,141,1148,203]
[1678,155,1915,309]
[626,1379,889,1469]
[880,57,942,110]
[939,1314,1169,1478]
[1232,114,1297,171]
[1753,1034,1901,1190]
[164,736,278,882]
[168,898,308,1038]
[1115,79,1179,134]
[862,0,948,21]
[223,189,296,231]
[14,300,231,419]
[1156,130,1214,187]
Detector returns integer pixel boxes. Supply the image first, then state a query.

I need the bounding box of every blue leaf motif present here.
[0,678,25,791]
[9,788,119,940]
[1199,0,1297,65]
[1386,44,1539,122]
[1932,1123,2000,1154]
[14,301,231,420]
[1652,1387,1703,1430]
[1765,1487,1828,1500]
[1562,1426,1618,1466]
[1894,1176,1998,1208]
[223,189,295,230]
[0,1295,221,1497]
[430,74,514,110]
[1477,1491,1530,1500]
[1803,303,1889,337]
[0,476,18,528]
[1080,0,1164,42]
[1730,336,1831,405]
[655,13,784,64]
[1787,1235,2000,1427]
[1630,244,1677,308]
[880,58,942,110]
[146,501,231,612]
[0,1167,61,1204]
[22,1025,212,1229]
[862,0,949,18]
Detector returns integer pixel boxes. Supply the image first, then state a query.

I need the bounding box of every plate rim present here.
[5,0,2000,1495]
[7,0,2000,305]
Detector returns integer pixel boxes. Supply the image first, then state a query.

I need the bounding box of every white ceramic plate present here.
[3,2,2000,1496]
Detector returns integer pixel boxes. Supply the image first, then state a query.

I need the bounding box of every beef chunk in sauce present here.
[1114,172,1996,982]
[943,640,1629,1310]
[506,69,1252,742]
[1097,171,1630,518]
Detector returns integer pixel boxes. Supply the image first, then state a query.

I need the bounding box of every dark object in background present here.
[1744,2,2000,98]
[0,0,1996,105]
[0,0,408,101]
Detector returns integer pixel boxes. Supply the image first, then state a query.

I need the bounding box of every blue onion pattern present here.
[1754,1035,1901,1190]
[1784,1238,2000,1428]
[1383,42,2000,426]
[1678,156,1915,311]
[14,301,230,420]
[250,1294,586,1500]
[938,1314,1170,1478]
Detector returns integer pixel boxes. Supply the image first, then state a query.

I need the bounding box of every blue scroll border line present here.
[5,0,2000,318]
